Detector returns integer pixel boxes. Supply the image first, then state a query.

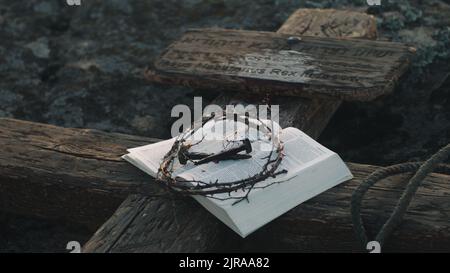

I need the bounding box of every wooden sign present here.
[146,29,415,101]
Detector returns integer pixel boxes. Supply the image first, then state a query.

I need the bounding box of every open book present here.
[123,121,353,238]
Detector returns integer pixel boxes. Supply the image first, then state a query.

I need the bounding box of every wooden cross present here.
[84,8,413,252]
[0,9,448,252]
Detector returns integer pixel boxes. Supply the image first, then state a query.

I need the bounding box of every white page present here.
[175,117,280,189]
[278,127,333,172]
[123,122,337,203]
[124,138,176,176]
[123,117,279,177]
[176,126,335,202]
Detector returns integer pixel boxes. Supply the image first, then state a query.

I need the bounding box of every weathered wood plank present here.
[277,9,378,39]
[83,162,450,252]
[146,28,414,101]
[0,117,448,252]
[84,194,232,253]
[0,118,163,229]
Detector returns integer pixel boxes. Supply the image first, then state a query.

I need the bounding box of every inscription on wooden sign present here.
[147,29,415,101]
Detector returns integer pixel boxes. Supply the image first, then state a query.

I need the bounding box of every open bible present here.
[123,120,353,238]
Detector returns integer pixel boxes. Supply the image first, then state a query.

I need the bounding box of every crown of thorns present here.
[156,115,287,205]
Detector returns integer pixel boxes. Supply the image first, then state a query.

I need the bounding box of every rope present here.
[351,143,450,249]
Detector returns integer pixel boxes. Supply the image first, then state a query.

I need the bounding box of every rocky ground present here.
[0,0,449,252]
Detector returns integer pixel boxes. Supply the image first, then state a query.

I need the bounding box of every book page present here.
[123,123,335,198]
[123,116,279,179]
[278,127,334,174]
[177,127,334,190]
[124,138,176,176]
[175,117,280,183]
[177,140,272,184]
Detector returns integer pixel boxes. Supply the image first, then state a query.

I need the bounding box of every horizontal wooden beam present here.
[0,118,448,252]
[83,162,450,253]
[0,118,163,230]
[147,28,414,101]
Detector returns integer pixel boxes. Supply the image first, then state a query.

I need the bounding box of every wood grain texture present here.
[146,28,414,101]
[83,162,450,252]
[278,9,378,39]
[0,118,448,252]
[265,8,375,138]
[0,118,163,229]
[83,194,231,253]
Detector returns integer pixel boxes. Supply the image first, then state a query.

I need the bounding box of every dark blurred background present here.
[0,0,449,252]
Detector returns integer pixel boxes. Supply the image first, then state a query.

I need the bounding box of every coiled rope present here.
[351,143,450,249]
